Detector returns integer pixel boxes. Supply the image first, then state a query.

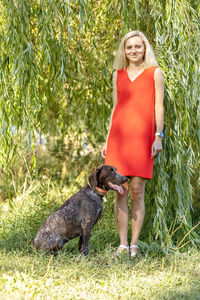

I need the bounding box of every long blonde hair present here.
[113,30,158,70]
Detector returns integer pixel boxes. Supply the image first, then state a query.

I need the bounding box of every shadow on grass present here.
[154,287,200,300]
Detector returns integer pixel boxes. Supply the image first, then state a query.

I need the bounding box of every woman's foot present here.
[130,245,140,258]
[117,244,130,254]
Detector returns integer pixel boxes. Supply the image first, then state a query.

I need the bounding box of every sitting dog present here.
[33,165,127,255]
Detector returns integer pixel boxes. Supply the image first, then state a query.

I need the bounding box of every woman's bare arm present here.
[151,68,164,158]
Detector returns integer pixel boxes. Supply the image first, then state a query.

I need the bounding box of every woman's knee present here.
[130,181,145,202]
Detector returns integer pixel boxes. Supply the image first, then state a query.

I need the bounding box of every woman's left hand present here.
[151,138,163,158]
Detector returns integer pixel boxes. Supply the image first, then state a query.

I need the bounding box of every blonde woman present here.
[102,31,164,257]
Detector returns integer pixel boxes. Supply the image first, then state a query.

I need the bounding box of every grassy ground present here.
[0,247,200,299]
[0,179,200,300]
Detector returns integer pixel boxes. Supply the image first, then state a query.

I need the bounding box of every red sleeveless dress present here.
[105,66,158,179]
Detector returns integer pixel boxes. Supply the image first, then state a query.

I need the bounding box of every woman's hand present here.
[101,144,107,158]
[151,138,163,158]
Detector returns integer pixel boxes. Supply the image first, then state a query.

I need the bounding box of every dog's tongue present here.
[107,182,123,194]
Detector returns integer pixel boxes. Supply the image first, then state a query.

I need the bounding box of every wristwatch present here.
[155,132,164,138]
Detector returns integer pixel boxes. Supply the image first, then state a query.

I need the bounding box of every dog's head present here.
[88,165,128,194]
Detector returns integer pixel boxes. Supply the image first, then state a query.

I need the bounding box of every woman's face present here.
[124,36,145,65]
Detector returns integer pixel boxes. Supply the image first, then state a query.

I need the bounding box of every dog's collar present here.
[88,182,107,195]
[95,186,107,195]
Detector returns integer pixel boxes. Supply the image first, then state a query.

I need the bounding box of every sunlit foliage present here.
[0,0,199,245]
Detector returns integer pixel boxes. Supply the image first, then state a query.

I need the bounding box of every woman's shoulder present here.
[145,65,159,71]
[154,67,164,83]
[112,69,125,80]
[113,68,125,74]
[146,65,163,71]
[113,68,126,79]
[145,66,163,77]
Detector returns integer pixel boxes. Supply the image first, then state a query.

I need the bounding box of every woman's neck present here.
[127,62,144,71]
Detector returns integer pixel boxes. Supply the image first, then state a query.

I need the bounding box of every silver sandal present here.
[117,244,130,254]
[130,245,140,257]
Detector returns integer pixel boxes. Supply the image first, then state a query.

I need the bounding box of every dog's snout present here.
[120,175,128,183]
[115,172,128,184]
[123,176,128,182]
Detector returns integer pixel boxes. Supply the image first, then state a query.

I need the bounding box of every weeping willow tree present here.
[0,0,199,246]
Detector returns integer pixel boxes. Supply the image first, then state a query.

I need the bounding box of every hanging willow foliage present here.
[0,0,199,245]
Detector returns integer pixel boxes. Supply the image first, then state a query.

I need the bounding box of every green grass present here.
[0,248,200,299]
[0,179,200,300]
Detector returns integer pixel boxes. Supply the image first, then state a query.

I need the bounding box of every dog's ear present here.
[88,166,102,188]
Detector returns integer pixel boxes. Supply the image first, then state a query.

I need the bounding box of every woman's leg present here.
[130,176,146,254]
[114,181,129,249]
